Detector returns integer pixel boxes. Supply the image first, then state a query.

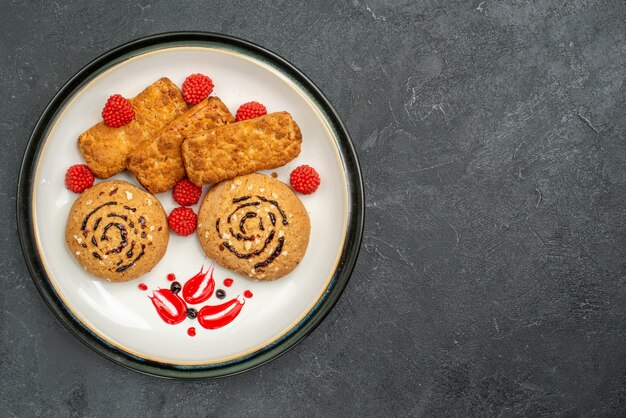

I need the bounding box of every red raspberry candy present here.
[235,101,267,122]
[290,165,320,195]
[168,207,197,236]
[172,179,202,206]
[65,164,95,193]
[182,74,214,105]
[101,94,135,127]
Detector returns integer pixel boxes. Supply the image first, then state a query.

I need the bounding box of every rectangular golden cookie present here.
[77,77,188,178]
[182,112,302,185]
[127,97,235,194]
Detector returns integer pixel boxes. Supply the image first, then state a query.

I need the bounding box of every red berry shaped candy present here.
[290,165,320,195]
[101,94,135,127]
[235,101,267,122]
[65,164,95,193]
[172,178,202,206]
[182,74,214,105]
[168,207,197,236]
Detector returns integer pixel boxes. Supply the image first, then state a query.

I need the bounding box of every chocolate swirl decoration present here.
[215,195,288,270]
[79,201,156,273]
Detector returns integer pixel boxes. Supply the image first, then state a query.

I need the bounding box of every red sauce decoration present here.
[145,265,252,333]
[149,289,188,325]
[197,297,245,330]
[182,266,215,305]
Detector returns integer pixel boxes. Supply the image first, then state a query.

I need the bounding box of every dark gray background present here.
[1,0,625,416]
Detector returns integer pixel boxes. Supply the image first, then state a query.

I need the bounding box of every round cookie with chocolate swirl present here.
[65,180,169,282]
[197,173,310,281]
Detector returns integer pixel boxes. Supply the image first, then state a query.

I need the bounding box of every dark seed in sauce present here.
[186,308,198,319]
[170,281,182,294]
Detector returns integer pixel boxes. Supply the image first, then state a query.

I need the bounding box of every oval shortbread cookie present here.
[182,112,302,186]
[197,173,310,281]
[77,78,187,179]
[127,96,234,194]
[65,180,169,282]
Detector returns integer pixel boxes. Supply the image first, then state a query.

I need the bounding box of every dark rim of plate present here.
[16,32,364,379]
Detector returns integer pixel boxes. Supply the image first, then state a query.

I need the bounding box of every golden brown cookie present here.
[78,78,188,179]
[182,112,302,186]
[197,173,310,281]
[65,180,169,282]
[127,96,235,194]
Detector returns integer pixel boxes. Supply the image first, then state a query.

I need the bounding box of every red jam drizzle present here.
[149,289,187,325]
[182,266,215,304]
[147,266,251,333]
[197,297,245,330]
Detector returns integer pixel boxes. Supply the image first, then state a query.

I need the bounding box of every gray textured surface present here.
[1,0,625,416]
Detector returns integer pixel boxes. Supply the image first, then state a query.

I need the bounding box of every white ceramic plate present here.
[18,33,363,378]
